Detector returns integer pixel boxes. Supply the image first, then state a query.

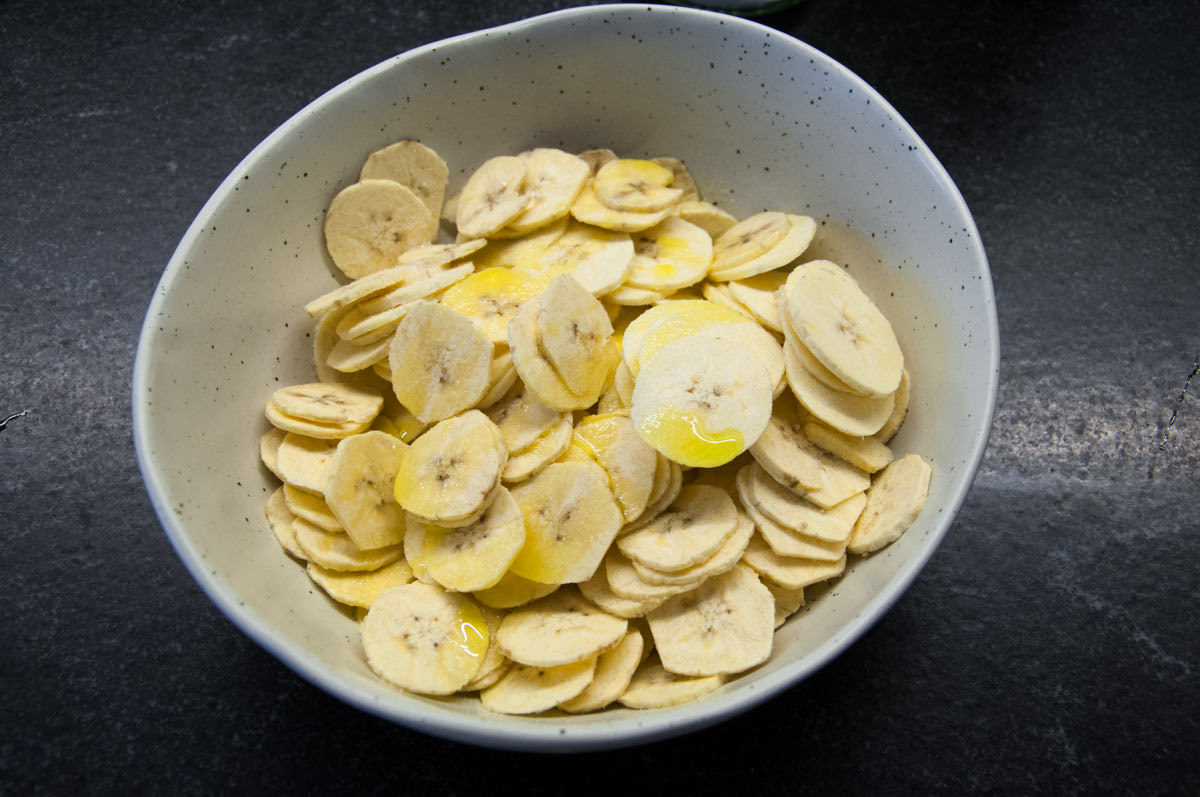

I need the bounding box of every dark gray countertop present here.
[2,0,1196,792]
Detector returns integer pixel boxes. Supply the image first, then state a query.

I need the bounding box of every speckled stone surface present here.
[1,0,1196,792]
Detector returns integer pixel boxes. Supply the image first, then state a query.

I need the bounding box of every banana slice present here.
[325,334,392,373]
[274,433,338,494]
[535,220,634,296]
[627,455,683,531]
[784,262,903,397]
[709,211,790,273]
[438,266,551,344]
[455,155,530,238]
[461,606,510,691]
[478,349,518,410]
[270,382,384,428]
[414,487,526,592]
[304,242,481,318]
[739,493,847,562]
[571,412,660,523]
[874,368,911,443]
[505,148,591,234]
[472,216,568,270]
[484,384,566,455]
[559,628,646,713]
[739,462,867,543]
[479,658,596,715]
[749,398,870,509]
[622,217,713,293]
[603,284,668,306]
[361,582,490,695]
[507,461,624,585]
[675,200,737,238]
[323,179,439,279]
[260,427,286,480]
[803,420,894,473]
[306,559,414,609]
[393,410,507,528]
[709,214,815,282]
[686,320,786,398]
[536,274,617,395]
[495,588,628,667]
[700,280,757,321]
[578,566,669,618]
[617,485,739,573]
[783,336,895,436]
[739,533,846,591]
[324,431,408,550]
[507,298,616,411]
[613,359,636,409]
[388,301,493,424]
[370,395,428,444]
[359,139,449,220]
[621,298,747,376]
[265,487,307,560]
[577,148,618,174]
[651,157,700,202]
[473,571,558,610]
[502,416,574,484]
[618,654,722,709]
[603,548,704,602]
[647,563,773,677]
[847,453,932,554]
[326,268,477,351]
[283,483,341,532]
[292,518,404,572]
[766,581,806,629]
[629,508,753,587]
[571,180,674,233]
[593,159,684,213]
[265,402,372,440]
[727,270,787,333]
[630,334,773,468]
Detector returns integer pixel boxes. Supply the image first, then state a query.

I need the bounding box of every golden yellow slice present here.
[495,588,628,667]
[417,487,526,592]
[507,461,623,585]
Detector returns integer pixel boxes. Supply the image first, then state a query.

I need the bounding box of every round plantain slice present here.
[306,559,414,609]
[417,487,526,593]
[393,410,507,528]
[388,300,493,424]
[361,582,490,695]
[618,654,723,709]
[479,658,597,716]
[559,628,646,713]
[325,431,408,550]
[324,179,438,280]
[495,587,628,668]
[847,453,932,555]
[617,485,739,573]
[359,139,449,221]
[647,563,775,677]
[739,533,846,591]
[507,461,624,585]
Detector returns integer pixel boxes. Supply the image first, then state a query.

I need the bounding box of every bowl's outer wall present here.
[134,4,997,751]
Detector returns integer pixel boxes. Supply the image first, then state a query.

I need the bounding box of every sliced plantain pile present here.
[258,140,933,715]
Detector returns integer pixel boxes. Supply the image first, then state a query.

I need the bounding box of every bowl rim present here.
[132,2,999,752]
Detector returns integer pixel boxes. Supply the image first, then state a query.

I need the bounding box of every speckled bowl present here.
[133,4,998,751]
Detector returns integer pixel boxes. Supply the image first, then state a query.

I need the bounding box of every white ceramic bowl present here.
[133,3,998,751]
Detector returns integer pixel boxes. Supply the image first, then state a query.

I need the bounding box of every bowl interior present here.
[134,3,997,751]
